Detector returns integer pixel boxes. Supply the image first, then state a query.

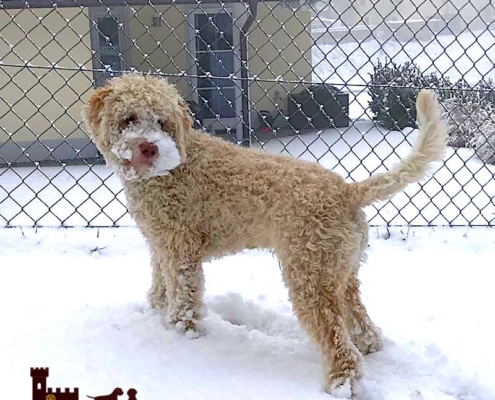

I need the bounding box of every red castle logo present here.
[31,368,78,400]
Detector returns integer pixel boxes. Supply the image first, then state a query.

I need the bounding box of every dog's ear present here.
[83,86,113,131]
[179,98,193,132]
[172,98,194,163]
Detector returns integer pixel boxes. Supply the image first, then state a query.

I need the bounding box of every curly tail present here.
[348,89,447,207]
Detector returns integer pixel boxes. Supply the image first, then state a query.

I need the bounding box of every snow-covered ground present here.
[2,122,494,227]
[313,29,495,119]
[1,226,494,399]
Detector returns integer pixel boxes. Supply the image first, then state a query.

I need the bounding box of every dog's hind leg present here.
[345,273,383,355]
[344,214,383,355]
[279,244,363,397]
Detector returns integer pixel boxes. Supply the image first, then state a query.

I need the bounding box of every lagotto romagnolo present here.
[82,73,447,397]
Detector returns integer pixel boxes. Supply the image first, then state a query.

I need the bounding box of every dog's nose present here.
[139,142,158,159]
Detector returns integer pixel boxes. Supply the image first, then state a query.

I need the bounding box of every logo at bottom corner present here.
[30,367,139,400]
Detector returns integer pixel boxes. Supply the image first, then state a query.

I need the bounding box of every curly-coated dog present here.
[82,73,447,396]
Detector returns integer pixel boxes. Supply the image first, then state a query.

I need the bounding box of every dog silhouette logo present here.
[86,388,124,400]
[30,368,140,400]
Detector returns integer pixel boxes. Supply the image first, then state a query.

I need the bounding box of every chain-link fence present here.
[0,0,494,227]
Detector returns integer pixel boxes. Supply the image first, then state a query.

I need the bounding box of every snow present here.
[313,29,495,119]
[149,132,182,177]
[111,127,182,181]
[0,226,494,399]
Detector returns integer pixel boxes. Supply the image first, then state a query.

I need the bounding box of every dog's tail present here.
[347,89,447,208]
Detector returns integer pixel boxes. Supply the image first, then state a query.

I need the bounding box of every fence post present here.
[240,0,258,148]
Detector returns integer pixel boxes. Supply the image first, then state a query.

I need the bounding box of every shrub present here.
[441,98,480,148]
[474,128,495,164]
[441,77,495,105]
[368,59,449,130]
[441,98,495,164]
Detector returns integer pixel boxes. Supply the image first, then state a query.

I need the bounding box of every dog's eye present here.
[158,119,171,132]
[125,116,136,125]
[120,115,137,130]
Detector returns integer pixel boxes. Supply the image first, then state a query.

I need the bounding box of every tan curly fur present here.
[82,73,447,396]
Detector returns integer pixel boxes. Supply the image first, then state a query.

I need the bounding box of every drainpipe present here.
[240,0,258,147]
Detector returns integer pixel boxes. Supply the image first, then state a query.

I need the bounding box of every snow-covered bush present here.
[474,129,495,164]
[441,77,495,106]
[441,98,495,164]
[441,98,481,148]
[368,59,448,130]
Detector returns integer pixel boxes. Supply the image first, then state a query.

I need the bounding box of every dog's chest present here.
[125,180,204,226]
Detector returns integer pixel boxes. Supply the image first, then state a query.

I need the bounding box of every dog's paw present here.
[353,323,383,355]
[324,368,362,399]
[325,376,353,398]
[173,320,201,338]
[168,309,203,339]
[324,347,362,398]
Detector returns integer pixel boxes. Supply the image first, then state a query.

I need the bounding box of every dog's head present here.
[113,387,124,396]
[82,73,193,181]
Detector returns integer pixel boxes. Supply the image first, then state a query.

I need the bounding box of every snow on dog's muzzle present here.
[111,128,181,180]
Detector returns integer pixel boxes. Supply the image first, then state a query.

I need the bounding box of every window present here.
[194,13,237,120]
[89,7,130,87]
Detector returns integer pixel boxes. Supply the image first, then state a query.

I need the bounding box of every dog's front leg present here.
[147,251,168,309]
[164,258,205,338]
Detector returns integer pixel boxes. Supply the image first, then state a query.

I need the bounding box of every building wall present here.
[0,8,93,146]
[248,3,313,117]
[128,5,189,95]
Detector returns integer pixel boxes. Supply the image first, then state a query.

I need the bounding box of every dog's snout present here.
[139,142,158,159]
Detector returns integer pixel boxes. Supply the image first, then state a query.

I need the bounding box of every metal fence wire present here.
[0,0,494,227]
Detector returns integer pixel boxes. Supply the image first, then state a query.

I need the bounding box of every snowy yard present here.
[313,28,495,120]
[1,226,494,399]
